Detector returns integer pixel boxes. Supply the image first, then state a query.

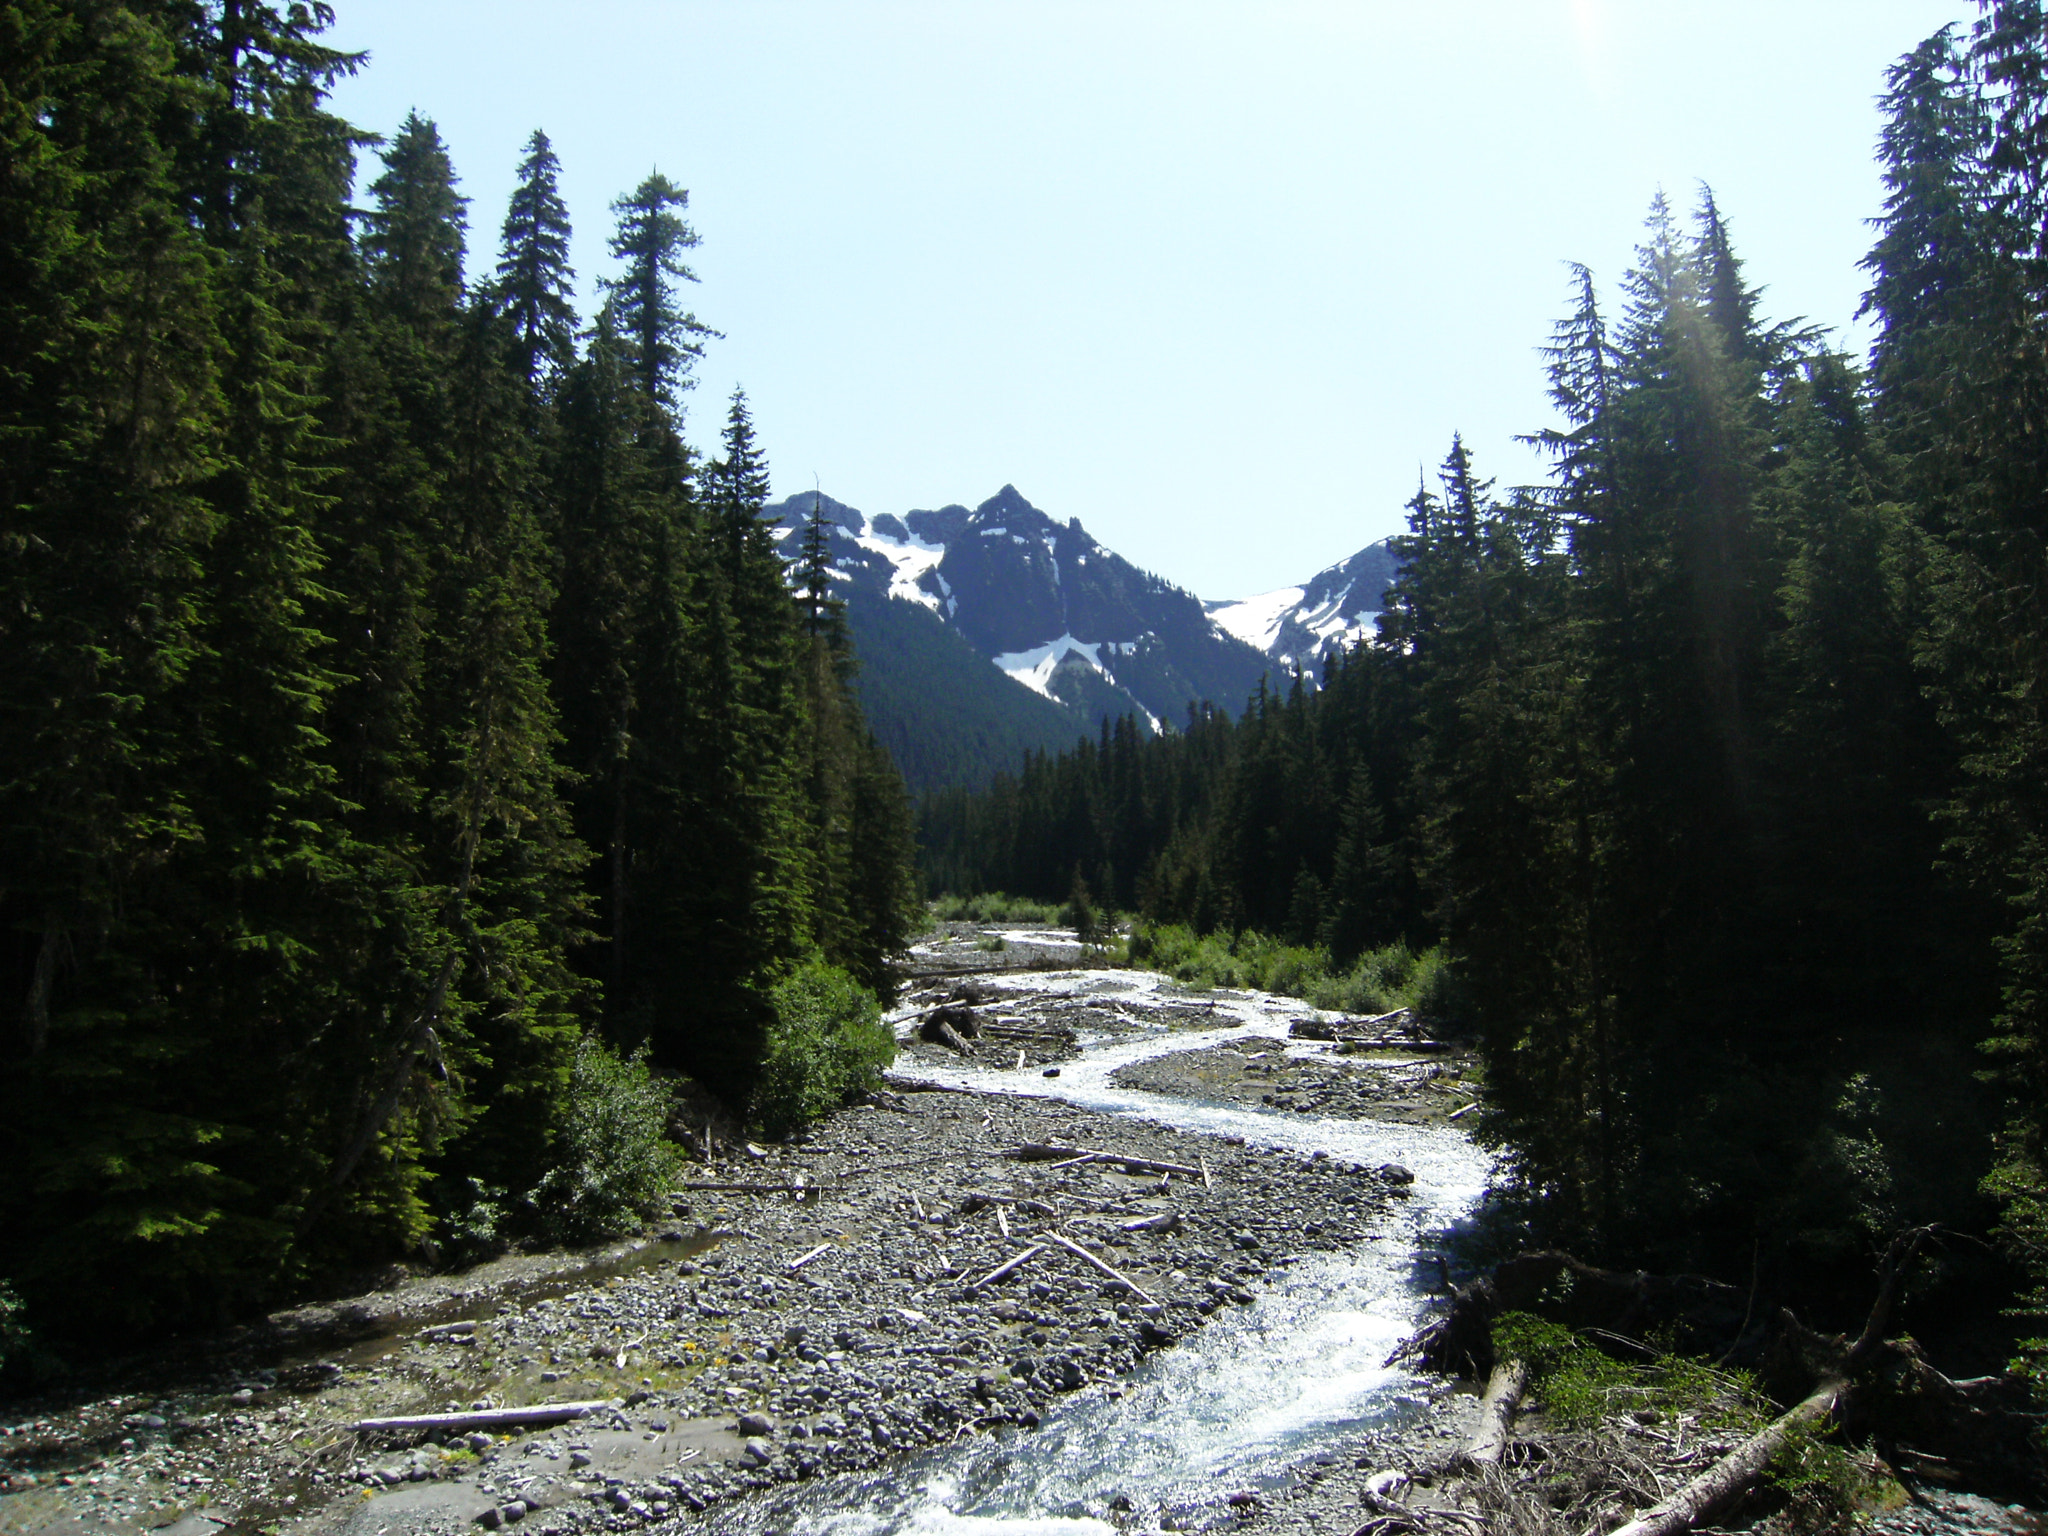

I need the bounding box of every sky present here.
[324,1,1975,601]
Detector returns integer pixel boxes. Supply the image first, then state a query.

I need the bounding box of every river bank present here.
[0,1047,1431,1536]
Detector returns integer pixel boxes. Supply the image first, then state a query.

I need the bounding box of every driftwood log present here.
[919,1004,981,1056]
[1454,1358,1529,1469]
[352,1400,610,1434]
[971,1245,1045,1290]
[1605,1381,1846,1536]
[1286,1007,1457,1052]
[1003,1143,1202,1178]
[1044,1230,1160,1305]
[1400,1231,2046,1530]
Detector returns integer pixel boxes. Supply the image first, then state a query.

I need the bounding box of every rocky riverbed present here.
[1107,1037,1480,1126]
[0,1074,1421,1536]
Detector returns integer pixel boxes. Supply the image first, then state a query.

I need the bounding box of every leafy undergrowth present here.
[926,892,1065,926]
[1476,1312,1901,1536]
[1129,923,1461,1025]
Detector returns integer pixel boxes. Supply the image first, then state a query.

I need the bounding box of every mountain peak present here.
[977,484,1040,520]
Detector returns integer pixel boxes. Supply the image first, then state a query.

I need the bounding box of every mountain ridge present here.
[769,486,1400,789]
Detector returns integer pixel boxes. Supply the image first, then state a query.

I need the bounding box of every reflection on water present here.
[692,968,1493,1535]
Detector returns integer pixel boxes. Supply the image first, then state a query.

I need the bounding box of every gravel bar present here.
[0,1083,1414,1536]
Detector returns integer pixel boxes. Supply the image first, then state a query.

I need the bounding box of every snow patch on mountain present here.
[851,527,946,610]
[1211,585,1306,653]
[1206,541,1400,670]
[991,633,1106,699]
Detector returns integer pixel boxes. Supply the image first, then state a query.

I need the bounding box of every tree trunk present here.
[1457,1358,1529,1468]
[1604,1381,1843,1536]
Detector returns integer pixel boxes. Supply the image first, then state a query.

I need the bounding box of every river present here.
[701,962,1495,1535]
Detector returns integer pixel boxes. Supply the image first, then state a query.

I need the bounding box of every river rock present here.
[737,1410,776,1436]
[742,1437,775,1465]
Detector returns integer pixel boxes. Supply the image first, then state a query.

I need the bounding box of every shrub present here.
[528,1038,683,1245]
[1061,872,1101,942]
[1128,923,1459,1026]
[753,961,896,1137]
[1492,1309,1768,1434]
[929,892,1062,925]
[0,1282,31,1377]
[437,1178,511,1265]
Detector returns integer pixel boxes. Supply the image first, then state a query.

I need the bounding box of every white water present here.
[718,967,1494,1535]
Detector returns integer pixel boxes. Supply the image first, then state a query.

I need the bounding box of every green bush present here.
[528,1038,683,1245]
[1492,1309,1768,1434]
[929,892,1062,925]
[1128,923,1460,1026]
[0,1282,32,1377]
[1061,872,1101,942]
[753,961,896,1137]
[437,1177,511,1265]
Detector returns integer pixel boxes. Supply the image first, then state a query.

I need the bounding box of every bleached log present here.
[1603,1381,1843,1536]
[351,1400,612,1435]
[1122,1210,1180,1233]
[1455,1358,1527,1468]
[1043,1230,1160,1305]
[1005,1143,1201,1178]
[787,1243,833,1271]
[971,1245,1046,1290]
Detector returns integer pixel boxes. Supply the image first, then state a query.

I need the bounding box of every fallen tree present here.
[1395,1231,2045,1529]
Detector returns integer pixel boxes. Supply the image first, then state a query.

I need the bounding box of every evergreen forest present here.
[922,13,2048,1370]
[0,0,920,1343]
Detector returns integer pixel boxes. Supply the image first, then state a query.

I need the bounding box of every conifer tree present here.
[495,129,578,390]
[360,110,468,327]
[602,172,719,415]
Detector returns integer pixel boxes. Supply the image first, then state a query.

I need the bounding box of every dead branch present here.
[971,1245,1045,1290]
[352,1401,611,1435]
[1003,1143,1201,1178]
[1043,1230,1160,1305]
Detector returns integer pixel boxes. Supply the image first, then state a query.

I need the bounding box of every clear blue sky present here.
[324,1,1972,600]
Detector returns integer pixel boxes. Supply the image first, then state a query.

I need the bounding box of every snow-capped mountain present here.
[768,485,1400,790]
[1206,541,1401,674]
[772,486,1270,746]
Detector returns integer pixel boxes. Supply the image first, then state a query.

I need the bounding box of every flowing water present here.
[700,966,1496,1535]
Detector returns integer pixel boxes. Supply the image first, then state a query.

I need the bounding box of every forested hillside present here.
[923,12,2048,1361]
[0,1,918,1342]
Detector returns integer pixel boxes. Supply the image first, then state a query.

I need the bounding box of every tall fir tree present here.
[601,172,719,416]
[495,128,578,391]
